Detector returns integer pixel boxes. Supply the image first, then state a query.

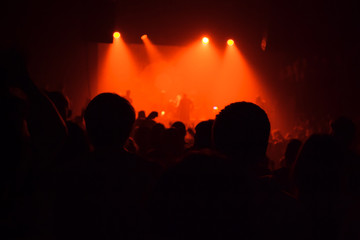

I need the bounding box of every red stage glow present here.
[96,36,272,127]
[141,34,148,40]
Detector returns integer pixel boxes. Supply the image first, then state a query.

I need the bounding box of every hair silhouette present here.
[84,93,135,149]
[213,101,270,164]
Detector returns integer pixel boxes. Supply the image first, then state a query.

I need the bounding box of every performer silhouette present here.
[176,94,193,124]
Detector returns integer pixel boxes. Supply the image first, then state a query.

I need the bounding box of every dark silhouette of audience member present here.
[146,123,165,161]
[171,121,187,148]
[45,91,90,159]
[146,150,231,240]
[191,119,214,150]
[45,91,91,239]
[149,123,165,151]
[213,102,271,174]
[330,116,356,150]
[131,111,159,157]
[46,90,70,121]
[157,127,185,169]
[138,110,146,119]
[1,48,67,239]
[145,111,158,128]
[273,138,302,194]
[2,48,360,240]
[147,102,308,240]
[133,125,151,157]
[84,93,134,149]
[293,134,346,240]
[83,93,153,240]
[130,110,146,137]
[330,117,360,239]
[211,102,307,240]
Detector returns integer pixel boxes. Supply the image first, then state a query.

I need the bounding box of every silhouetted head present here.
[162,127,184,158]
[293,134,343,198]
[84,93,135,149]
[46,91,69,120]
[171,121,187,139]
[213,102,270,163]
[137,110,146,119]
[194,119,214,149]
[330,116,356,148]
[149,123,165,149]
[283,139,302,167]
[133,126,151,154]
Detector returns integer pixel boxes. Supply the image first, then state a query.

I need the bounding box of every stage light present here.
[141,34,148,40]
[202,37,209,45]
[227,39,234,46]
[161,111,165,116]
[113,32,121,39]
[213,106,218,110]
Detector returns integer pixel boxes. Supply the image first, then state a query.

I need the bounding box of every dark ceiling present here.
[3,0,360,50]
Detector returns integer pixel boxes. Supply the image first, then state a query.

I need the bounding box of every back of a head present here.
[137,110,146,119]
[194,119,214,149]
[162,127,184,157]
[330,116,356,148]
[293,134,343,196]
[284,139,302,167]
[46,91,69,120]
[84,93,135,149]
[171,121,187,139]
[213,102,270,162]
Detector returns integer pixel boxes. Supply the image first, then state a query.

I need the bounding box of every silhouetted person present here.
[131,111,159,156]
[293,134,347,240]
[83,93,152,240]
[330,116,356,150]
[176,94,193,124]
[158,127,185,169]
[145,111,158,128]
[211,101,307,240]
[149,123,165,151]
[146,150,231,240]
[147,102,307,240]
[273,139,302,194]
[46,91,70,121]
[191,119,214,150]
[133,125,151,157]
[1,48,67,239]
[171,121,187,151]
[171,121,186,139]
[213,102,271,174]
[46,91,91,240]
[329,118,360,239]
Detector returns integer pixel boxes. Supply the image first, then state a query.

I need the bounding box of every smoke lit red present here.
[96,36,272,127]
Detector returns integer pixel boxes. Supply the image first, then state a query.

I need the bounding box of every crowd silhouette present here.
[1,49,360,240]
